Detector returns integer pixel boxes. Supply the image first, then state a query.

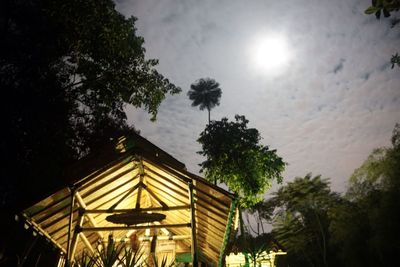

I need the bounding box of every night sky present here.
[116,0,400,193]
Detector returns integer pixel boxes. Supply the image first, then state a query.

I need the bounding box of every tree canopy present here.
[0,0,181,210]
[188,78,222,123]
[197,115,285,208]
[335,123,400,266]
[250,124,400,267]
[257,174,341,267]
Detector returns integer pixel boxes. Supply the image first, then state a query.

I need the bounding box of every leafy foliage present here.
[390,52,400,68]
[93,236,124,267]
[365,0,400,68]
[332,123,400,266]
[197,115,285,207]
[73,251,95,267]
[255,124,400,267]
[72,237,148,267]
[365,0,400,19]
[0,0,180,209]
[187,78,222,123]
[257,174,342,267]
[119,245,145,267]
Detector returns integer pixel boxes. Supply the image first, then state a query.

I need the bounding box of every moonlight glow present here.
[250,34,291,74]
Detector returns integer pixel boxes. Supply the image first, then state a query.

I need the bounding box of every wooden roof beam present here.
[188,182,198,267]
[83,205,189,214]
[141,183,168,208]
[107,179,141,211]
[79,232,95,254]
[75,191,103,240]
[22,214,66,254]
[79,223,191,232]
[72,156,136,190]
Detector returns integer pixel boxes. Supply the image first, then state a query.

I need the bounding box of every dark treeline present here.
[248,124,400,267]
[0,0,180,212]
[0,0,180,265]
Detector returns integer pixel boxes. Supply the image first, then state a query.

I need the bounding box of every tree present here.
[0,0,181,210]
[328,198,373,267]
[187,78,222,124]
[198,115,284,267]
[197,115,285,208]
[332,123,400,266]
[258,174,342,267]
[365,0,400,68]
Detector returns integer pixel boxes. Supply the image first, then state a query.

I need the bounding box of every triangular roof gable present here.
[22,134,237,265]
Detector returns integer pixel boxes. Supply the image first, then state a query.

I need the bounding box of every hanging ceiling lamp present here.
[106,211,166,225]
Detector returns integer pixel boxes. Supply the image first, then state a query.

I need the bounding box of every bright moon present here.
[250,34,290,74]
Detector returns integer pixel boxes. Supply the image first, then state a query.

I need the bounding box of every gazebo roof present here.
[21,134,238,265]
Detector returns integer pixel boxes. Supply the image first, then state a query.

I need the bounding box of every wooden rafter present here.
[22,214,66,254]
[79,223,191,232]
[72,155,137,190]
[79,233,95,254]
[83,205,190,214]
[75,191,103,240]
[135,175,144,209]
[141,183,168,208]
[66,187,75,264]
[136,159,145,209]
[188,181,198,267]
[107,178,141,211]
[22,134,238,265]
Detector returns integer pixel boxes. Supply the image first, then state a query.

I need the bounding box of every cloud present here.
[118,0,400,194]
[332,59,346,74]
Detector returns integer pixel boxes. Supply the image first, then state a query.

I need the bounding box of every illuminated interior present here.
[22,134,238,266]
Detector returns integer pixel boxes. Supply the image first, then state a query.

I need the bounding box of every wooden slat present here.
[80,168,139,202]
[22,214,66,253]
[73,155,137,190]
[144,167,188,194]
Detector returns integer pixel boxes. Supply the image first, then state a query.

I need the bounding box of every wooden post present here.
[136,174,144,209]
[218,197,238,267]
[66,187,75,266]
[188,182,198,267]
[136,159,145,209]
[70,213,85,261]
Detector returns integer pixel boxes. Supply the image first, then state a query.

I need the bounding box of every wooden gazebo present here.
[21,134,238,266]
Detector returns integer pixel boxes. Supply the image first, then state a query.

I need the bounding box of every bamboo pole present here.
[70,214,85,261]
[80,233,95,254]
[188,182,198,267]
[79,223,191,232]
[74,191,103,240]
[66,187,75,266]
[218,197,238,267]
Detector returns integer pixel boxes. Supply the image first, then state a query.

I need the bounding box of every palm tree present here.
[187,78,222,124]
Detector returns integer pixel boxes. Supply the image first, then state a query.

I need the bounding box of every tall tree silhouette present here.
[0,0,180,211]
[188,78,222,124]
